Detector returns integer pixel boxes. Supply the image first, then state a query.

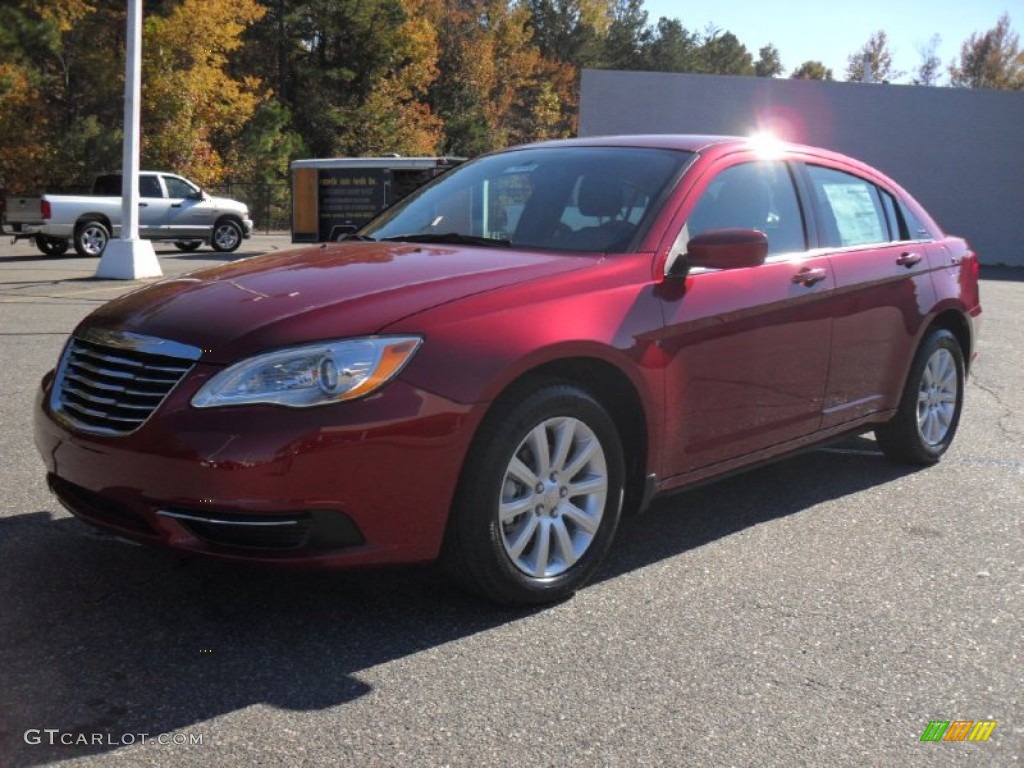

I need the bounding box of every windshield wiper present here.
[379,232,512,248]
[337,233,377,242]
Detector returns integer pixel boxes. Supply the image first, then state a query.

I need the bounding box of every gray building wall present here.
[579,69,1024,266]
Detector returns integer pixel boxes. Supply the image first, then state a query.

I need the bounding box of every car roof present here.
[519,133,871,162]
[518,134,751,153]
[512,133,888,184]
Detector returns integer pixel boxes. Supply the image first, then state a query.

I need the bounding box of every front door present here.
[158,175,211,240]
[658,159,834,478]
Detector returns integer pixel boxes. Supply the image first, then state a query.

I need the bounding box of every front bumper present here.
[34,368,480,567]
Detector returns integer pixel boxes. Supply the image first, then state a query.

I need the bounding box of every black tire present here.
[35,235,70,257]
[174,240,203,252]
[875,329,965,465]
[210,219,243,252]
[73,219,109,258]
[441,383,625,605]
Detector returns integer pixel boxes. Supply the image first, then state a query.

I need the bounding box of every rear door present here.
[137,174,167,237]
[657,157,834,477]
[798,163,937,429]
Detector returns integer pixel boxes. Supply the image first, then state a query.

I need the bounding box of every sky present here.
[640,0,1018,82]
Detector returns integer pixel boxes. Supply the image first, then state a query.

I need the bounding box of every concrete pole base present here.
[95,239,163,280]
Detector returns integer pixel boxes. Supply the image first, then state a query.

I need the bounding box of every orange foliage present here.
[142,0,268,185]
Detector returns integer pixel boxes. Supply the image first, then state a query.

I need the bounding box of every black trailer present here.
[290,157,463,243]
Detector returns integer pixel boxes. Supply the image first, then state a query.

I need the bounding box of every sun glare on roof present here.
[749,132,785,159]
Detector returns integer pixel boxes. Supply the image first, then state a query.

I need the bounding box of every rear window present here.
[92,175,122,196]
[92,174,163,198]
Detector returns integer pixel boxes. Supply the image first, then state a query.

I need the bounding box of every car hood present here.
[82,242,595,363]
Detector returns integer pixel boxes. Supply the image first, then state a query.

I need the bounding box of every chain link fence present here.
[207,180,290,233]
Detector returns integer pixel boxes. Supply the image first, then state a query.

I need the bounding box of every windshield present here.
[361,146,693,253]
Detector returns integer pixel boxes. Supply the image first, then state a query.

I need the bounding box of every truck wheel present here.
[211,219,243,252]
[174,241,203,252]
[74,219,109,257]
[36,235,70,257]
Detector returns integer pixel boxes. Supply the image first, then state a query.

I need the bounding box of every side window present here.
[899,201,932,240]
[687,161,805,256]
[138,176,162,198]
[806,165,889,247]
[880,189,901,240]
[163,176,197,199]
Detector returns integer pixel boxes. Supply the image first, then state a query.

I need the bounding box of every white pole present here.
[96,0,162,279]
[862,53,874,84]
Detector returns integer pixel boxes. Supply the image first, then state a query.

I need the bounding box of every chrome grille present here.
[51,328,202,436]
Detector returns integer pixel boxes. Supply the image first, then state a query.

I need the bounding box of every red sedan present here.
[34,135,982,604]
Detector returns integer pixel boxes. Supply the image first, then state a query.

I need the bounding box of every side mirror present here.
[668,228,768,277]
[187,189,204,201]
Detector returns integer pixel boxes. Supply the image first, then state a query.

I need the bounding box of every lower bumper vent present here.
[157,508,365,551]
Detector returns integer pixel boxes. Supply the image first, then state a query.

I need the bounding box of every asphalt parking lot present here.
[0,236,1020,767]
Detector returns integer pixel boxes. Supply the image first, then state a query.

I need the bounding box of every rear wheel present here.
[174,240,203,252]
[441,383,625,605]
[211,219,243,252]
[875,329,965,465]
[73,219,109,258]
[35,235,69,257]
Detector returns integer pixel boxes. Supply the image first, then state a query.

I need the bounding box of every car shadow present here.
[0,436,918,766]
[605,435,911,578]
[0,254,91,264]
[153,250,240,261]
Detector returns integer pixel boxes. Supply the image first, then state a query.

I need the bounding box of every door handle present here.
[138,202,148,207]
[896,251,922,268]
[792,267,828,286]
[171,203,182,208]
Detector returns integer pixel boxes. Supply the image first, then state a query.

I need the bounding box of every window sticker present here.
[820,182,885,246]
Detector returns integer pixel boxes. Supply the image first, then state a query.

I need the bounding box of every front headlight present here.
[192,336,422,408]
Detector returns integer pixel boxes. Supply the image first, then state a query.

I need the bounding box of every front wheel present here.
[441,383,625,605]
[875,329,965,465]
[210,220,243,252]
[73,219,109,258]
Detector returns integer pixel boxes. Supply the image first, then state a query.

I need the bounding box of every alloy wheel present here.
[498,416,608,578]
[916,347,958,446]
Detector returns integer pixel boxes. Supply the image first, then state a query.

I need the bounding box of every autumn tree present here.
[845,30,903,83]
[142,0,268,186]
[331,0,443,156]
[426,0,575,154]
[949,13,1024,89]
[913,34,943,86]
[790,60,833,81]
[0,0,124,191]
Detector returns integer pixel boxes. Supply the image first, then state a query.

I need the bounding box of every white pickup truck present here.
[2,171,253,257]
